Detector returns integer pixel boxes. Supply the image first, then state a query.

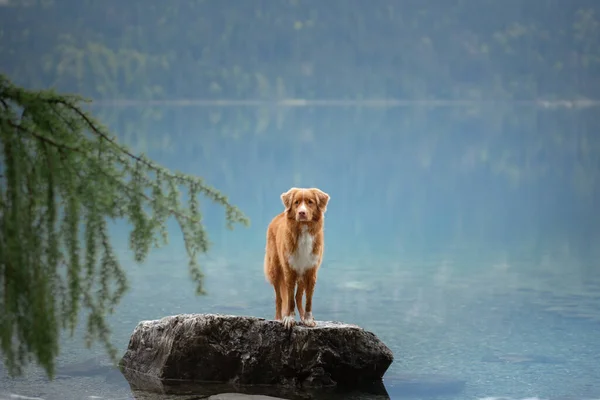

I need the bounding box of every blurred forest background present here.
[2,0,599,101]
[1,0,599,255]
[2,3,600,397]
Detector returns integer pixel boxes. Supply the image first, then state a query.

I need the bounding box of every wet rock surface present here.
[119,313,394,392]
[123,379,391,400]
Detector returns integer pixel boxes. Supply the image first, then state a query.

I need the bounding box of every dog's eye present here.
[294,200,299,205]
[308,200,313,204]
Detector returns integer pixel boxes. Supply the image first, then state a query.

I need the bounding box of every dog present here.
[264,187,330,329]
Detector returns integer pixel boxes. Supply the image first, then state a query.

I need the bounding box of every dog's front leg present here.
[295,279,305,321]
[282,267,297,329]
[302,268,317,327]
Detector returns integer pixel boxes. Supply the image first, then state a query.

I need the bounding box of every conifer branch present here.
[7,120,84,154]
[0,73,250,379]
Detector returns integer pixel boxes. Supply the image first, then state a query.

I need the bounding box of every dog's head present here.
[281,187,330,223]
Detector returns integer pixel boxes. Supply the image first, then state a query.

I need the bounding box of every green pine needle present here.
[0,74,250,379]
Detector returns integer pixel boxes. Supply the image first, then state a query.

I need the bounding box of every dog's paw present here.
[282,313,296,329]
[302,312,316,327]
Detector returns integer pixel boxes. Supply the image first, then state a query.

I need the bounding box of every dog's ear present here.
[280,188,297,211]
[312,188,330,213]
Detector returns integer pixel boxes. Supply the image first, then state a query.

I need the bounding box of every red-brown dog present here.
[264,187,330,329]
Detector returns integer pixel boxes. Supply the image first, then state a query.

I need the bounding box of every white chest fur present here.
[288,226,318,274]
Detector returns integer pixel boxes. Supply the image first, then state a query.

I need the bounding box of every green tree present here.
[3,0,598,102]
[0,74,250,379]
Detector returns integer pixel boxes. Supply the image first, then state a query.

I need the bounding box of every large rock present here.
[119,313,393,392]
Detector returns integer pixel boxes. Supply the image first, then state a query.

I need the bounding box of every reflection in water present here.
[1,105,600,399]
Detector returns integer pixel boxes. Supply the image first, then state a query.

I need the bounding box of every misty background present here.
[1,1,600,399]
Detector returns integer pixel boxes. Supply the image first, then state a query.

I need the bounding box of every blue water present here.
[1,105,600,399]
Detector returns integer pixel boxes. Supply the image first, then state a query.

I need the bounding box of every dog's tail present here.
[264,228,276,284]
[263,253,271,284]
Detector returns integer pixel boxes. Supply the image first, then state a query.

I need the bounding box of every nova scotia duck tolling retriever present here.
[263,187,330,329]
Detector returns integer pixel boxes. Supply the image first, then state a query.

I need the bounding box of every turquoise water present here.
[1,105,600,399]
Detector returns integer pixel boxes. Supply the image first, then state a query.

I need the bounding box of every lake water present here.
[1,104,600,400]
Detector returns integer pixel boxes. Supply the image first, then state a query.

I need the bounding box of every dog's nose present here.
[298,211,306,217]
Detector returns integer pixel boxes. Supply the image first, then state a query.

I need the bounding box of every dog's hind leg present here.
[274,276,284,321]
[269,255,284,321]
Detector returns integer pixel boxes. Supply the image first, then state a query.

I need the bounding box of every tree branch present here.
[47,99,248,225]
[49,98,161,171]
[8,121,86,156]
[9,120,201,225]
